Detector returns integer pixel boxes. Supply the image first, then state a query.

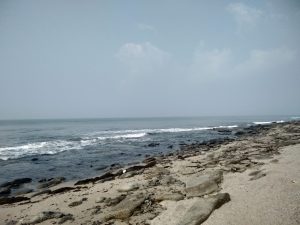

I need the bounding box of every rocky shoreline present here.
[1,121,300,225]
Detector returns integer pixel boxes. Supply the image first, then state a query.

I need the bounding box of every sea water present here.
[0,116,296,184]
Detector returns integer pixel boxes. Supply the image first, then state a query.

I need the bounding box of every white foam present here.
[253,120,284,125]
[0,140,81,160]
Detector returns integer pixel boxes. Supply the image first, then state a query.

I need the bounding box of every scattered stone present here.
[0,196,30,205]
[150,193,230,225]
[104,193,146,220]
[117,183,139,192]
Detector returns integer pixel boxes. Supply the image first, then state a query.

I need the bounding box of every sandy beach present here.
[1,121,300,225]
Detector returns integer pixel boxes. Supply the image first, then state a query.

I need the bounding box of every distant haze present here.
[0,0,300,119]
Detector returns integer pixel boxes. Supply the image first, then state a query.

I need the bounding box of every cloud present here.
[115,42,170,73]
[137,23,156,32]
[235,47,297,74]
[227,2,263,31]
[190,48,233,78]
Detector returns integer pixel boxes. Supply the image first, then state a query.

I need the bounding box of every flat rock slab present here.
[104,193,146,220]
[150,193,230,225]
[185,170,223,197]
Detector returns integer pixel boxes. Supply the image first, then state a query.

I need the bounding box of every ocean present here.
[0,116,297,184]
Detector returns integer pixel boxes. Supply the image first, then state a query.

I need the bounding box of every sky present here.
[0,0,300,119]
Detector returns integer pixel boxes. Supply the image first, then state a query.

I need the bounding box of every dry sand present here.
[203,143,300,225]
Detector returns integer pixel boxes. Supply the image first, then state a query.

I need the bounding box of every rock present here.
[0,178,32,189]
[95,197,106,203]
[185,170,223,197]
[147,143,160,147]
[0,196,30,205]
[150,193,230,225]
[51,186,75,194]
[75,172,116,185]
[124,161,157,174]
[37,177,65,189]
[117,183,139,192]
[31,189,51,197]
[14,188,33,196]
[20,211,73,224]
[104,193,146,220]
[249,171,266,181]
[142,157,156,164]
[154,192,184,202]
[31,158,38,161]
[105,195,126,206]
[0,186,11,195]
[68,198,87,207]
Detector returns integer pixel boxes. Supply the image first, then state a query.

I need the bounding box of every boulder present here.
[185,170,223,197]
[150,193,230,225]
[104,193,146,220]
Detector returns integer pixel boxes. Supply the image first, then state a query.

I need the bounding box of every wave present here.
[253,120,285,125]
[0,140,82,160]
[0,125,239,160]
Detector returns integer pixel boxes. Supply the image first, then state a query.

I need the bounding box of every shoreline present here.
[0,121,300,225]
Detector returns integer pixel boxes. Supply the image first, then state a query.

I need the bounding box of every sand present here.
[203,143,300,225]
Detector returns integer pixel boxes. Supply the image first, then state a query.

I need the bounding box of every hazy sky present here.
[0,0,300,119]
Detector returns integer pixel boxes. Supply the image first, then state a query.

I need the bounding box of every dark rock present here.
[31,158,39,161]
[37,177,65,189]
[75,172,116,185]
[31,189,51,197]
[126,160,157,172]
[142,157,156,164]
[0,178,32,189]
[147,143,160,147]
[0,186,11,195]
[0,196,30,205]
[51,187,75,194]
[14,188,33,196]
[168,145,173,149]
